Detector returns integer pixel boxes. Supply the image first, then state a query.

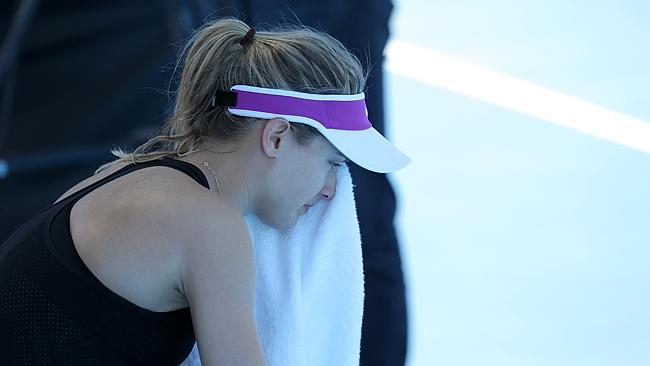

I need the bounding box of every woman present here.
[0,18,410,365]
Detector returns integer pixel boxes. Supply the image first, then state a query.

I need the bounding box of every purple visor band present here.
[228,85,372,131]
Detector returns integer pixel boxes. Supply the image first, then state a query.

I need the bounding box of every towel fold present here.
[180,164,364,366]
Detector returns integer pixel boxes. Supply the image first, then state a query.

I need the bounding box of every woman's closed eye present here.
[330,159,348,168]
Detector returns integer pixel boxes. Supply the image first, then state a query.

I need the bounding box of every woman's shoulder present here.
[54,161,132,204]
[65,162,249,311]
[55,158,210,205]
[124,172,250,263]
[52,160,247,312]
[100,164,242,240]
[64,158,246,256]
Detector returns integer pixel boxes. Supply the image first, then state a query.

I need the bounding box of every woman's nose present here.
[320,170,337,200]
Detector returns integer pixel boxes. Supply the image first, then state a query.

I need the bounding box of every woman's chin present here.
[259,212,299,231]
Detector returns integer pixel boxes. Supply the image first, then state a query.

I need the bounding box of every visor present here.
[214,84,411,173]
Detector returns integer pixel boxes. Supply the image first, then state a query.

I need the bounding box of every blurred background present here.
[2,1,650,365]
[388,1,650,365]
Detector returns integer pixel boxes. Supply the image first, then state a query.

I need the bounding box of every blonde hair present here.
[96,17,368,174]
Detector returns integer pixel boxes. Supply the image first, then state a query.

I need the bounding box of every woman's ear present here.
[261,117,292,157]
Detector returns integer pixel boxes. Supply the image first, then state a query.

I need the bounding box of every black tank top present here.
[0,157,210,365]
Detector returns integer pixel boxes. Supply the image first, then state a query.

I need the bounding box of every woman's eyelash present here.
[330,158,349,168]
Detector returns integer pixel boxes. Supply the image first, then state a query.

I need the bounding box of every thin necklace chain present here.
[200,161,223,196]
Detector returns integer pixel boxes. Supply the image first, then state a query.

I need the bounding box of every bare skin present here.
[52,118,346,365]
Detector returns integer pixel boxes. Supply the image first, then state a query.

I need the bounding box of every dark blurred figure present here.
[0,0,203,241]
[230,2,408,365]
[0,1,408,365]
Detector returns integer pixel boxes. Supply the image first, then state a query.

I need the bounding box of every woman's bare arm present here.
[179,199,266,366]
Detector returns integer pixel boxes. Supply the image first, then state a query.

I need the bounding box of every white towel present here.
[180,164,365,366]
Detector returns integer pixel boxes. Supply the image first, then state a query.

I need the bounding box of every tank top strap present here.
[44,157,210,212]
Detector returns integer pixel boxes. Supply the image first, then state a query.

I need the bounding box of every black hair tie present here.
[240,26,256,48]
